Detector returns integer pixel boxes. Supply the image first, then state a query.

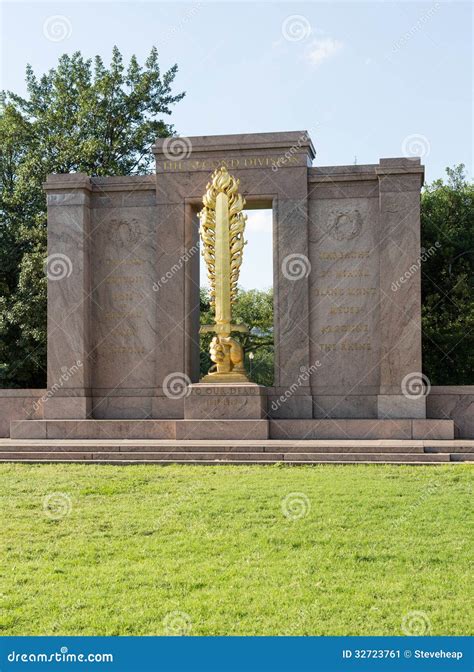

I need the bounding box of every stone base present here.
[43,396,92,419]
[270,419,454,440]
[184,383,267,419]
[10,418,454,441]
[377,395,426,419]
[9,419,269,440]
[200,373,250,383]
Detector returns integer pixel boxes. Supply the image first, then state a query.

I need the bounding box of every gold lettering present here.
[329,306,362,315]
[319,250,371,261]
[321,323,368,335]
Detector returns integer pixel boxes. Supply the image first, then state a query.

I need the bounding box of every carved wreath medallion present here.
[327,209,363,241]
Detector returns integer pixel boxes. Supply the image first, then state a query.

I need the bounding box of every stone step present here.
[426,445,474,453]
[1,439,473,454]
[0,452,454,464]
[0,441,428,454]
[270,419,455,440]
[448,453,474,462]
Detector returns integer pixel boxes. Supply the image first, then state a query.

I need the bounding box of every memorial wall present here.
[42,132,426,421]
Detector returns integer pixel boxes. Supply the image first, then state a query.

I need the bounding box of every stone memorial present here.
[2,130,472,459]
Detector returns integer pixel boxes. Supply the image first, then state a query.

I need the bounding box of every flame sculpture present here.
[199,166,249,382]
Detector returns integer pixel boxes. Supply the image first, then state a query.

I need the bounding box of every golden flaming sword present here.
[199,166,249,382]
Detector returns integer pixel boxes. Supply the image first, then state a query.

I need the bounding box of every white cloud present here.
[245,210,272,234]
[306,37,343,67]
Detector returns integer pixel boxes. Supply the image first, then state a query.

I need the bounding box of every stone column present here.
[273,191,313,418]
[376,158,426,418]
[43,174,92,418]
[152,132,316,419]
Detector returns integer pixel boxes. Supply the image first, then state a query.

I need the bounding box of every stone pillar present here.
[43,174,92,418]
[376,158,426,418]
[272,189,313,418]
[152,132,316,419]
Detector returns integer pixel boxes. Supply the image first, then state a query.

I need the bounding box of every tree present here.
[200,287,274,386]
[421,165,473,384]
[0,46,184,387]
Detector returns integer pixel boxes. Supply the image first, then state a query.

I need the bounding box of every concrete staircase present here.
[1,438,473,465]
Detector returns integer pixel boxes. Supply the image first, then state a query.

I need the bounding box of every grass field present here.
[0,463,472,636]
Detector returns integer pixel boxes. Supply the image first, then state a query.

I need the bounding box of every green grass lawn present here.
[0,463,472,636]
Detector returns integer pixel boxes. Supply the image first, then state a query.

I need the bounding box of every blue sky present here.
[1,1,471,288]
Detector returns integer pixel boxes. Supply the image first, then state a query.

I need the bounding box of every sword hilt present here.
[200,323,249,335]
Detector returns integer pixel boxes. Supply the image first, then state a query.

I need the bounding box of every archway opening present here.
[199,207,274,385]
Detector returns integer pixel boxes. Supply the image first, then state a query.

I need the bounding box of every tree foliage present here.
[0,47,184,386]
[421,165,473,384]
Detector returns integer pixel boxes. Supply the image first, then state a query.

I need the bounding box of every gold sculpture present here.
[199,166,249,382]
